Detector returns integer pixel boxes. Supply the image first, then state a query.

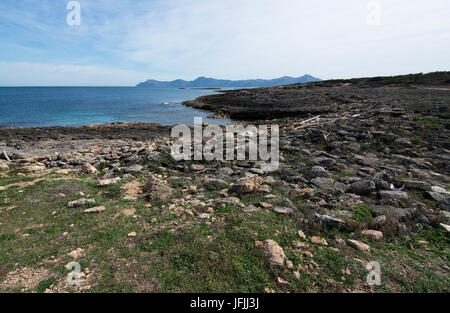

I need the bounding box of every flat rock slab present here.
[190,164,205,171]
[213,197,245,208]
[440,223,450,233]
[427,187,450,202]
[350,180,376,195]
[402,180,431,191]
[273,207,295,215]
[243,205,259,213]
[146,174,174,202]
[67,248,85,259]
[22,164,46,172]
[311,236,328,246]
[84,206,106,214]
[311,177,335,190]
[379,190,410,207]
[259,239,286,267]
[361,230,383,241]
[230,175,263,194]
[67,198,96,208]
[314,213,345,228]
[198,213,211,220]
[123,165,144,174]
[81,163,98,174]
[373,205,416,221]
[249,168,264,175]
[0,160,9,171]
[347,239,370,251]
[97,177,121,187]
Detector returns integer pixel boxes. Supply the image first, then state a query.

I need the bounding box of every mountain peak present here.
[137,75,321,88]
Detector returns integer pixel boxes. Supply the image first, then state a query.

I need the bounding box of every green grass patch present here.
[414,117,445,128]
[140,230,179,252]
[337,204,373,223]
[35,277,57,293]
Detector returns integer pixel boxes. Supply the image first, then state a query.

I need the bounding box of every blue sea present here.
[0,87,230,127]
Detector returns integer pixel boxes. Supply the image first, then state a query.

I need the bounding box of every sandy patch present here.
[120,180,143,201]
[0,176,78,191]
[133,278,161,293]
[0,267,51,291]
[14,223,50,233]
[114,207,137,219]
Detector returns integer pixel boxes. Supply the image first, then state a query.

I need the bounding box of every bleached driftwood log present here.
[2,150,11,162]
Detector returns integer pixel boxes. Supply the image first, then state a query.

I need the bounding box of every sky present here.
[0,0,449,86]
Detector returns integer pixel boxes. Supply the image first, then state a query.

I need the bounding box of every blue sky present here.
[0,0,449,86]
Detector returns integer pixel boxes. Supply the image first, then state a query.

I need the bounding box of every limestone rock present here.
[190,164,205,171]
[273,207,295,215]
[305,166,330,180]
[0,160,9,172]
[311,236,328,246]
[212,197,245,208]
[440,223,450,233]
[204,178,228,191]
[338,194,363,208]
[312,157,336,169]
[314,214,345,229]
[250,168,264,175]
[311,177,335,190]
[22,163,46,172]
[198,213,211,220]
[144,175,174,202]
[361,230,383,241]
[379,190,410,207]
[230,175,262,194]
[243,205,259,213]
[290,188,314,198]
[81,163,98,174]
[427,187,450,203]
[123,165,144,174]
[402,180,431,191]
[263,176,276,185]
[372,205,415,221]
[68,248,85,259]
[83,206,106,214]
[260,240,286,267]
[346,239,370,251]
[298,230,307,240]
[67,198,95,208]
[350,180,376,195]
[97,177,121,187]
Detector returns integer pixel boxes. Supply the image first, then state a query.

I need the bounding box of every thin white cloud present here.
[100,0,450,80]
[0,0,449,85]
[0,62,149,86]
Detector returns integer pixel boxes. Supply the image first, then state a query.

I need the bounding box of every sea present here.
[0,87,231,128]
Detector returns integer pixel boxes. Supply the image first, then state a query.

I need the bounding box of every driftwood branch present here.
[291,112,363,131]
[301,115,321,124]
[293,116,321,130]
[2,150,11,162]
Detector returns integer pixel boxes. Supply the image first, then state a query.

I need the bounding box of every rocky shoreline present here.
[183,72,450,120]
[0,72,449,293]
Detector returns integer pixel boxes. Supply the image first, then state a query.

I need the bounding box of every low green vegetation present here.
[0,163,449,293]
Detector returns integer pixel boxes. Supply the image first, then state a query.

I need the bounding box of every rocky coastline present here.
[0,72,449,293]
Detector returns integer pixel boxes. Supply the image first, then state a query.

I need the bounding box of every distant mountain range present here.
[136,75,321,88]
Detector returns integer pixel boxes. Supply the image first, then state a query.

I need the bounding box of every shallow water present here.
[0,87,230,127]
